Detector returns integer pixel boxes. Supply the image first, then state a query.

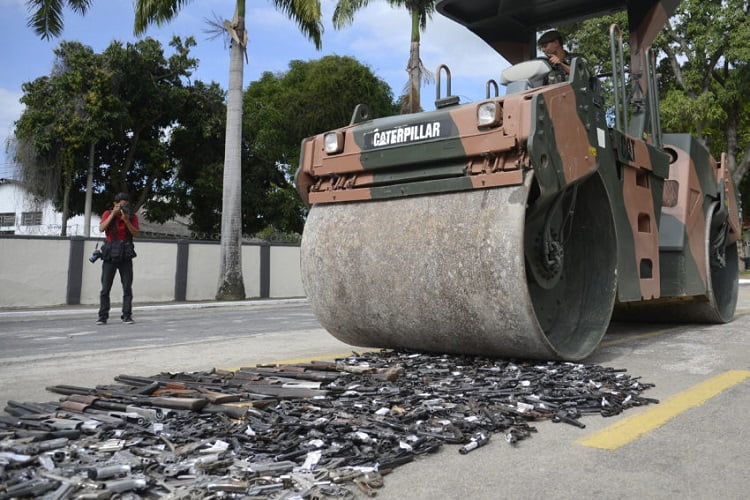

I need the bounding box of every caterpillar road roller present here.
[295,0,741,360]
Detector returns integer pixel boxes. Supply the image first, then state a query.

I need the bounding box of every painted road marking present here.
[577,370,750,450]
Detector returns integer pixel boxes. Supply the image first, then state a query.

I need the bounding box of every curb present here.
[2,281,749,319]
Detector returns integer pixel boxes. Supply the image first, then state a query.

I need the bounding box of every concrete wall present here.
[270,246,304,297]
[0,236,304,309]
[1,238,70,306]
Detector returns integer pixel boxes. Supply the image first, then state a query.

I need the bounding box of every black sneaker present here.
[96,319,107,325]
[122,317,135,325]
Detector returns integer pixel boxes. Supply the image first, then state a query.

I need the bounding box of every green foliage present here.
[14,36,199,222]
[93,36,197,203]
[164,55,398,238]
[26,0,93,40]
[242,55,397,235]
[247,55,398,147]
[561,13,628,78]
[563,1,749,203]
[333,0,435,31]
[333,1,437,113]
[134,0,195,35]
[180,55,398,236]
[15,41,113,218]
[656,0,750,192]
[166,81,227,228]
[269,0,324,50]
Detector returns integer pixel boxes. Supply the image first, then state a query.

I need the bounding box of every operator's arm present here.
[547,54,571,74]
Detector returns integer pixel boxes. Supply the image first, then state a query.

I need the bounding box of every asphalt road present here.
[1,288,748,499]
[0,299,321,359]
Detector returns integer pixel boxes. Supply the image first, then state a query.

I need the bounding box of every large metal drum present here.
[301,173,618,360]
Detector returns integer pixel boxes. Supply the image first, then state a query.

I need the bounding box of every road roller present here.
[295,0,742,360]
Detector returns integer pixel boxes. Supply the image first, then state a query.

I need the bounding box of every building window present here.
[21,211,43,226]
[0,212,15,226]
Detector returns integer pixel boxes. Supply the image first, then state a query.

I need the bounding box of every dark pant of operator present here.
[98,259,133,321]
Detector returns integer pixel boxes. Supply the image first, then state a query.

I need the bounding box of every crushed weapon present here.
[0,350,657,498]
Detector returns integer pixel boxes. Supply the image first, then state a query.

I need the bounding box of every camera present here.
[89,248,102,263]
[119,203,131,217]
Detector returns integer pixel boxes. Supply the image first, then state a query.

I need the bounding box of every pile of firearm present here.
[0,350,658,498]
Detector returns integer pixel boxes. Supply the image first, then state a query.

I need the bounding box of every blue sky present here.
[0,0,509,178]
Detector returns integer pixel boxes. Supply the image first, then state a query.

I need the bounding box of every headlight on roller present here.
[324,132,344,154]
[477,102,501,128]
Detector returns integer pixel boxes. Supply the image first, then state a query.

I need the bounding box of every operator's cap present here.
[114,192,130,202]
[538,30,563,46]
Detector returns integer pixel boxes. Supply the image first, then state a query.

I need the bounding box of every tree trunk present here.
[216,11,246,301]
[59,149,73,237]
[405,11,421,114]
[60,174,71,237]
[407,42,421,114]
[84,142,94,237]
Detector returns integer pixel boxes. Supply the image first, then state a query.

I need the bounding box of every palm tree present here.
[26,0,323,300]
[333,0,436,113]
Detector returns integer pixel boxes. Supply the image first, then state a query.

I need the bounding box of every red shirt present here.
[102,210,139,242]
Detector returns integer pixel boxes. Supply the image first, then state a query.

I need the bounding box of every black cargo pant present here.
[98,258,134,321]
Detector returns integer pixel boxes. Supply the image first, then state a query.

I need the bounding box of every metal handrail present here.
[645,48,663,149]
[436,64,452,101]
[609,24,628,132]
[486,79,499,99]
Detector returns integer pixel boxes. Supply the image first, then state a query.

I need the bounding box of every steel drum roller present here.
[301,173,618,360]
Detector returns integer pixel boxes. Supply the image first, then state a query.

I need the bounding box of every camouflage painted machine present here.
[295,0,741,361]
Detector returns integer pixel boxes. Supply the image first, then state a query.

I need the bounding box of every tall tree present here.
[26,0,324,300]
[241,55,399,233]
[97,36,197,209]
[136,0,323,300]
[565,3,749,195]
[172,55,398,238]
[333,0,436,113]
[15,37,200,231]
[656,0,750,187]
[14,41,112,236]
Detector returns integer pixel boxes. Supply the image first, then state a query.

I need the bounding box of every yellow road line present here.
[577,370,750,450]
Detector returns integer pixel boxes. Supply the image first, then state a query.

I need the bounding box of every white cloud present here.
[0,87,23,118]
[240,0,508,102]
[423,16,508,78]
[333,3,411,51]
[247,5,304,29]
[315,2,509,103]
[0,87,23,174]
[0,88,23,136]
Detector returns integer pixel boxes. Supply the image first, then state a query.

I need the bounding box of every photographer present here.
[96,192,140,325]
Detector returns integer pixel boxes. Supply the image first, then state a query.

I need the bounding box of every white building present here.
[0,178,101,236]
